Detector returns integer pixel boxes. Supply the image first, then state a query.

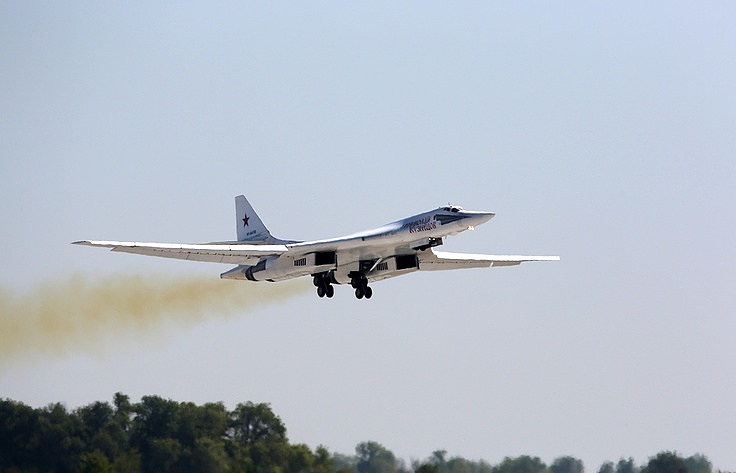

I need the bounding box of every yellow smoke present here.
[0,273,309,366]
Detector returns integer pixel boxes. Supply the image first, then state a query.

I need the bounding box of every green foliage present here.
[79,450,114,473]
[642,452,688,473]
[0,395,321,473]
[356,441,399,473]
[685,454,713,473]
[551,457,584,473]
[416,465,440,473]
[617,458,640,473]
[494,456,549,473]
[599,462,615,473]
[642,452,713,473]
[0,395,725,473]
[230,401,287,446]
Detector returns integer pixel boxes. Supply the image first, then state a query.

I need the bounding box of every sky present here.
[1,1,735,470]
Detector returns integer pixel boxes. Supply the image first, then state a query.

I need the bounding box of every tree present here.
[287,443,316,473]
[229,401,287,446]
[145,437,183,473]
[77,401,124,462]
[551,457,584,473]
[37,402,85,473]
[175,401,227,448]
[79,450,114,473]
[416,464,440,473]
[445,456,474,473]
[188,437,229,473]
[0,399,41,471]
[685,454,712,473]
[494,456,549,473]
[112,450,141,473]
[113,392,133,433]
[599,462,615,473]
[616,458,639,473]
[246,439,289,473]
[0,393,723,473]
[333,451,358,472]
[313,445,336,473]
[642,452,687,473]
[355,441,398,473]
[130,396,183,473]
[132,395,180,446]
[431,450,448,466]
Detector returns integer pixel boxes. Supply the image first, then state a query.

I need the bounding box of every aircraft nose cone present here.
[464,210,494,226]
[479,211,495,223]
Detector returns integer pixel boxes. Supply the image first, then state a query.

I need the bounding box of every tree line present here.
[0,394,728,473]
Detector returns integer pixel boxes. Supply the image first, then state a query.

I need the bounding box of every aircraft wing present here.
[73,240,288,265]
[418,249,559,270]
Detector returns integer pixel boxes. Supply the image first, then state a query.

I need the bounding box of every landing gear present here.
[354,286,372,299]
[313,273,335,299]
[350,274,372,300]
[315,282,334,298]
[312,271,372,300]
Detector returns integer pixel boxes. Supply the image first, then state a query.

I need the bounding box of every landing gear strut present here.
[313,273,334,298]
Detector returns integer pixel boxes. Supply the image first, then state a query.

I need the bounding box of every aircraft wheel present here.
[317,285,326,298]
[326,285,334,298]
[355,287,364,299]
[313,275,321,287]
[364,286,373,299]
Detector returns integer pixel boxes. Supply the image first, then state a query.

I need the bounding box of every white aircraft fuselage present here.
[75,196,558,299]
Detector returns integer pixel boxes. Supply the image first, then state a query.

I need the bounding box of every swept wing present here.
[72,240,287,265]
[418,250,560,270]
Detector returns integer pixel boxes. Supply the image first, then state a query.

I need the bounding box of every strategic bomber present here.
[75,195,559,299]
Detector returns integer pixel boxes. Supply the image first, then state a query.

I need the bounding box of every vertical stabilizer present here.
[235,195,274,243]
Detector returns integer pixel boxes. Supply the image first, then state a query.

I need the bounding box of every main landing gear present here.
[311,272,373,299]
[313,273,334,298]
[350,274,372,300]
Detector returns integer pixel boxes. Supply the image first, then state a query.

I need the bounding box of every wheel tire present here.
[317,285,326,298]
[364,286,373,299]
[313,275,321,287]
[355,288,364,299]
[326,285,334,298]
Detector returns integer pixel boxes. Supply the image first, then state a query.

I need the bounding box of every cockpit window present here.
[442,205,463,212]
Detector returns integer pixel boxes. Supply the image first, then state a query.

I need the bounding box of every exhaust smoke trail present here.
[0,273,308,367]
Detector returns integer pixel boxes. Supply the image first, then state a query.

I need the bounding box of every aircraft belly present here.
[365,256,419,283]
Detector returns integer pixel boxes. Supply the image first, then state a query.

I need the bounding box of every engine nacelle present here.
[233,251,337,282]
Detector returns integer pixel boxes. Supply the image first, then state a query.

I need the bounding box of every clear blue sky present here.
[2,1,735,470]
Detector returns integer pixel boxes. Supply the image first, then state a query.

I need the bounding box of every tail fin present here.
[235,195,275,243]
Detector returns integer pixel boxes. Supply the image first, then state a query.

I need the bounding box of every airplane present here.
[74,195,559,299]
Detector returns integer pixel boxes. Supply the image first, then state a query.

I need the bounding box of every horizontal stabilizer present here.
[73,240,287,265]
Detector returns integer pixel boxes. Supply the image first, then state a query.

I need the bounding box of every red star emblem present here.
[242,213,250,226]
